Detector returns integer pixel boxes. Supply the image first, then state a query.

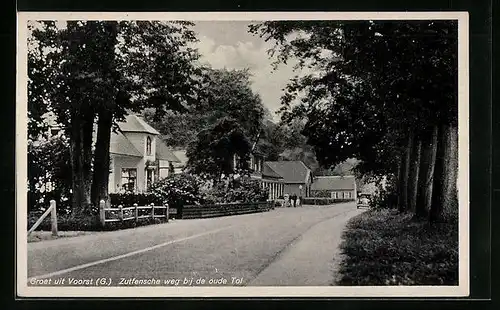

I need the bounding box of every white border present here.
[16,11,469,298]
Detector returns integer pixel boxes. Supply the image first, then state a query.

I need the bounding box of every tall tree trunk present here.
[408,136,421,213]
[90,21,121,211]
[398,130,413,212]
[416,125,438,218]
[430,124,459,222]
[69,109,94,216]
[91,108,113,210]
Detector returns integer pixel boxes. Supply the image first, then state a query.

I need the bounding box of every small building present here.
[264,161,313,198]
[232,151,285,200]
[108,114,181,193]
[311,175,357,200]
[43,113,180,194]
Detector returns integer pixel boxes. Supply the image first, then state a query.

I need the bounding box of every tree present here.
[29,21,108,215]
[28,21,201,215]
[28,135,72,212]
[186,117,251,180]
[250,20,458,221]
[144,67,266,150]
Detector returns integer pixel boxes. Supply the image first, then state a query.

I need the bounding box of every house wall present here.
[158,160,171,179]
[110,154,143,193]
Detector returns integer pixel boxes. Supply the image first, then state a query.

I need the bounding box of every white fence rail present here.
[99,200,169,227]
[28,200,58,236]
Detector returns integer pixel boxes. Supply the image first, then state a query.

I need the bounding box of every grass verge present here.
[28,231,96,243]
[337,209,458,285]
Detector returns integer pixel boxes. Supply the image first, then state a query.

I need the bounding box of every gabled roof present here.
[311,175,356,191]
[117,114,160,135]
[264,161,311,184]
[172,149,188,167]
[262,163,283,179]
[110,130,142,157]
[156,139,181,162]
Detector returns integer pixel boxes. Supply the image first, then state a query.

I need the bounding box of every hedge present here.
[109,193,163,207]
[302,198,354,205]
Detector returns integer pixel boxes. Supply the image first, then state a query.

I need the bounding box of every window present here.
[121,168,137,192]
[331,192,337,199]
[146,136,152,156]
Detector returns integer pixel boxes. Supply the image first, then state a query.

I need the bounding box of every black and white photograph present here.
[17,12,469,297]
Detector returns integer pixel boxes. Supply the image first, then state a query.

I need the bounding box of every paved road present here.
[27,203,363,287]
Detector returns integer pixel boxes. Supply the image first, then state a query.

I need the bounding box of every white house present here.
[108,114,180,193]
[43,112,180,194]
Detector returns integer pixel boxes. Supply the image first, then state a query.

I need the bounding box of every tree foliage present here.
[28,20,201,214]
[249,20,458,176]
[250,20,459,221]
[186,117,251,179]
[28,135,72,212]
[144,67,266,148]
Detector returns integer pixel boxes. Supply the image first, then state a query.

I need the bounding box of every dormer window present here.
[146,136,152,156]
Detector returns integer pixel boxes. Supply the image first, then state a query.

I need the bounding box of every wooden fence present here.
[99,200,169,226]
[28,200,58,236]
[180,201,274,219]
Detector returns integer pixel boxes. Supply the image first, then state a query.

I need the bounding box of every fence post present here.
[151,203,155,219]
[118,205,123,222]
[99,200,106,227]
[50,200,58,236]
[134,203,138,223]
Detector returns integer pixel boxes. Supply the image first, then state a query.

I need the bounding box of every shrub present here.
[203,177,268,203]
[302,198,353,205]
[28,211,101,231]
[310,190,332,198]
[27,210,167,232]
[149,173,206,216]
[109,192,162,207]
[28,136,72,214]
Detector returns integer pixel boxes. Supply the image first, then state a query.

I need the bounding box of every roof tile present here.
[264,161,311,184]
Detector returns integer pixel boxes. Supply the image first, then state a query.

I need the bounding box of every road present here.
[27,203,363,287]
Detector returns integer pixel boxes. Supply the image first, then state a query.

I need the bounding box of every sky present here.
[191,21,300,121]
[28,20,305,121]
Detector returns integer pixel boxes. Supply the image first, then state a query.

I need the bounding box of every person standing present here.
[291,194,297,208]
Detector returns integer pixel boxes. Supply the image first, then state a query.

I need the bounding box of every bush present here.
[28,136,72,214]
[27,210,167,232]
[310,190,332,198]
[302,198,354,205]
[203,177,268,204]
[149,173,206,216]
[337,209,458,285]
[370,187,398,210]
[28,211,101,231]
[109,192,162,207]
